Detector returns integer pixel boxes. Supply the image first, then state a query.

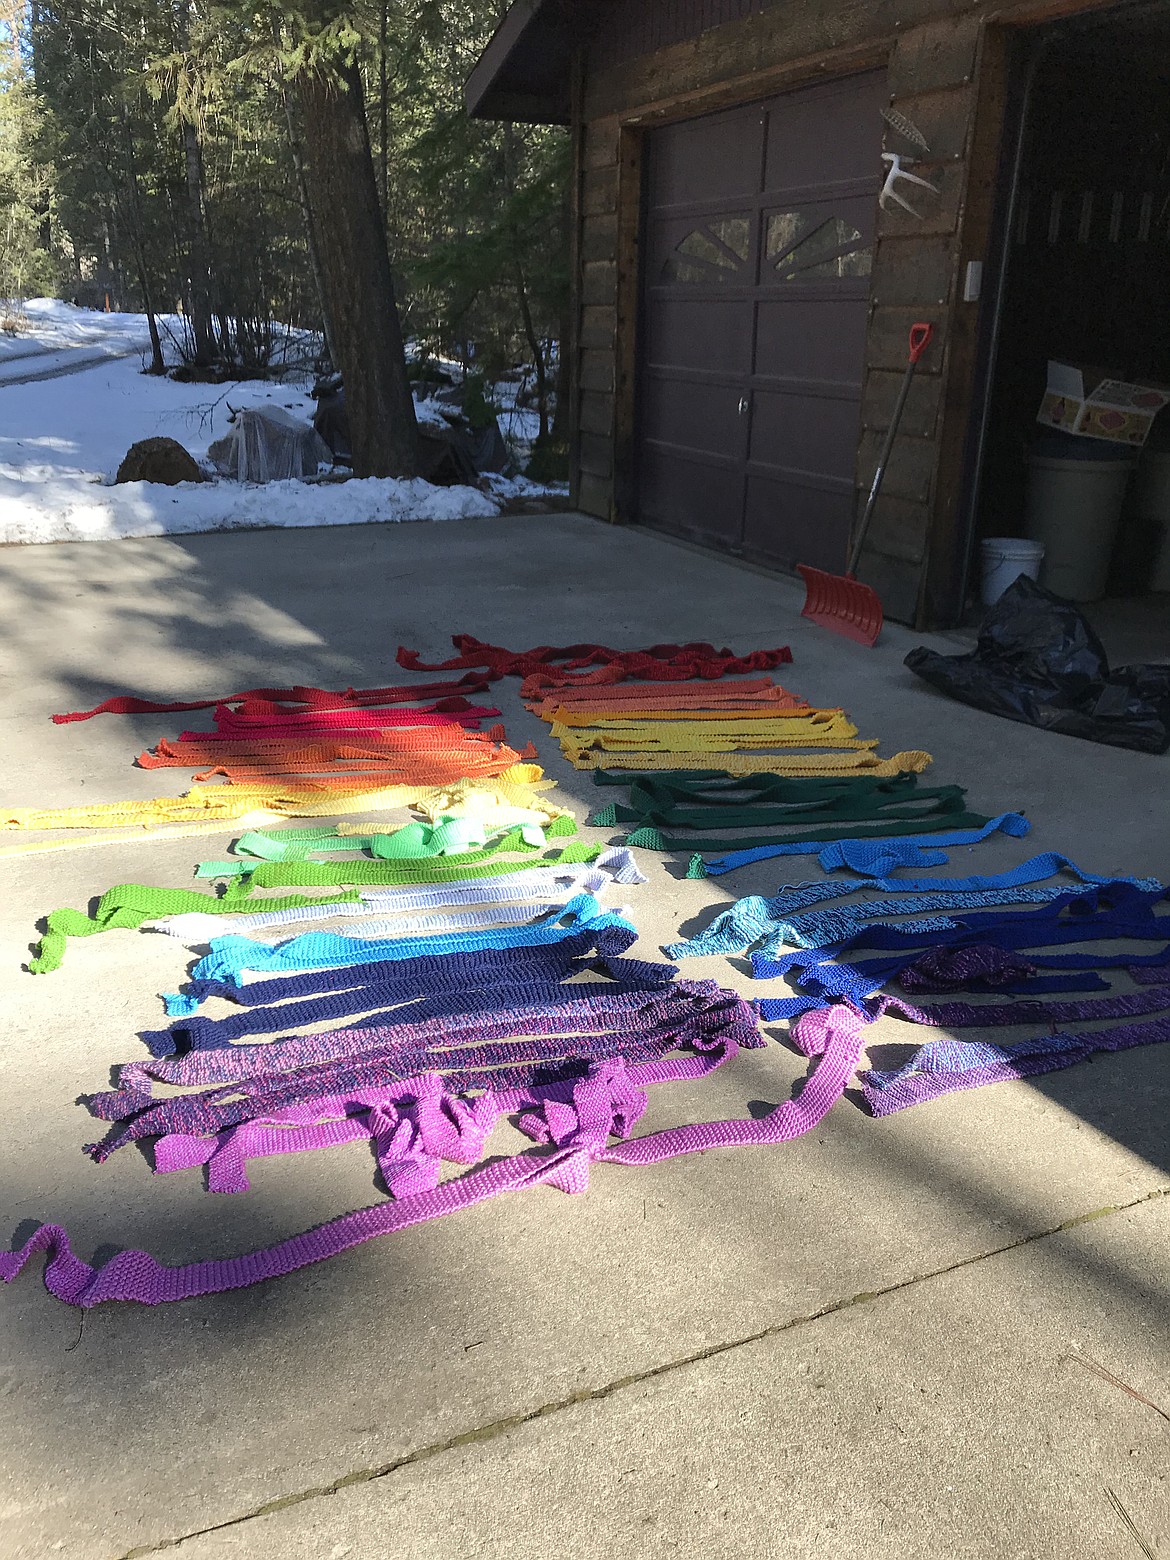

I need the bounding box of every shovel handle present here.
[847,323,934,577]
[908,322,933,364]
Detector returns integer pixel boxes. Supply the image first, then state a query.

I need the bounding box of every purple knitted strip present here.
[103,984,734,1116]
[860,1013,1170,1114]
[145,961,681,1058]
[88,990,761,1158]
[871,984,1170,1027]
[0,1007,865,1306]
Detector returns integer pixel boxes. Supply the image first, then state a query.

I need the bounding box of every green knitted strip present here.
[29,884,361,975]
[197,814,578,879]
[590,772,961,830]
[213,838,603,892]
[623,811,992,854]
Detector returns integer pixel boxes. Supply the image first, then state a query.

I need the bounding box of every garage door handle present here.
[737,395,749,414]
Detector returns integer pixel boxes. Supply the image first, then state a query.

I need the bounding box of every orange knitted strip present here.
[141,733,525,770]
[525,678,807,714]
[546,705,844,728]
[191,751,525,783]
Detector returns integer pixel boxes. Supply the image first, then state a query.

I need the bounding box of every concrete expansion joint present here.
[116,1182,1170,1559]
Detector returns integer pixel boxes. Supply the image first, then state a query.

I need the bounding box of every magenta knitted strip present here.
[0,1007,864,1306]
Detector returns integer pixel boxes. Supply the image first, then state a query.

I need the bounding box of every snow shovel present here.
[797,322,934,647]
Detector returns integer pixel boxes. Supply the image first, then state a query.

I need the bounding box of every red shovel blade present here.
[797,565,884,648]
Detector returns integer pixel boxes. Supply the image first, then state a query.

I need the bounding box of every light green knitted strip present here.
[196,814,577,879]
[216,835,602,891]
[29,884,361,975]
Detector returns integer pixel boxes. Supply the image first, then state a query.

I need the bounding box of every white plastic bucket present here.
[1024,453,1134,601]
[979,536,1045,605]
[1132,450,1170,591]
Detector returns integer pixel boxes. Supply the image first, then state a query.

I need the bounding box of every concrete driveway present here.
[1,512,1167,1560]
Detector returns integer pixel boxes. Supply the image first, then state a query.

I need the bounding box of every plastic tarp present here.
[208,406,332,483]
[905,575,1170,755]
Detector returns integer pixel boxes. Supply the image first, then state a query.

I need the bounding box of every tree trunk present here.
[119,106,165,374]
[514,261,549,442]
[278,65,338,370]
[180,119,217,366]
[296,57,417,478]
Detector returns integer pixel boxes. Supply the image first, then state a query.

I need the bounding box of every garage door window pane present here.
[663,216,750,283]
[766,212,872,280]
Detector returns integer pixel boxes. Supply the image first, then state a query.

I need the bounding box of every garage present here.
[638,71,888,574]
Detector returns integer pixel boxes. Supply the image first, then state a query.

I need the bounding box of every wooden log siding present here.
[567,0,1133,617]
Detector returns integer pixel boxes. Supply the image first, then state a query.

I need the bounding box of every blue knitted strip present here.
[753,887,1089,957]
[700,813,1031,876]
[752,890,1170,1004]
[823,851,1161,892]
[665,857,1156,961]
[756,972,1112,1022]
[188,897,637,988]
[162,928,653,1017]
[145,970,682,1058]
[670,886,1086,962]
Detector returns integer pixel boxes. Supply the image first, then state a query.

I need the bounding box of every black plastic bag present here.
[905,575,1170,755]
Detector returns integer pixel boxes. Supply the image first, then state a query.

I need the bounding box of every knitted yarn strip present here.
[3,767,559,833]
[163,923,656,1017]
[0,1005,869,1306]
[525,677,801,714]
[51,674,494,723]
[667,855,1160,960]
[29,884,362,975]
[567,750,933,777]
[590,772,963,830]
[139,960,684,1061]
[700,812,1031,876]
[859,1013,1170,1115]
[95,982,749,1144]
[186,896,638,985]
[194,818,548,876]
[397,636,794,693]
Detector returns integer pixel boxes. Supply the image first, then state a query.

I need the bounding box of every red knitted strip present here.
[397,637,793,692]
[50,674,495,724]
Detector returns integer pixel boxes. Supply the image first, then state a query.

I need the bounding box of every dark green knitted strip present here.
[623,810,992,854]
[590,772,968,831]
[29,884,362,975]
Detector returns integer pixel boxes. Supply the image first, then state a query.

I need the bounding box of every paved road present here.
[0,343,141,387]
[0,515,1167,1559]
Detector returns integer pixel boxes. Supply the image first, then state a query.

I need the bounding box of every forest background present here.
[0,0,568,477]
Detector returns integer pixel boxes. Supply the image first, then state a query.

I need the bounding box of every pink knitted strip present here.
[0,1009,863,1306]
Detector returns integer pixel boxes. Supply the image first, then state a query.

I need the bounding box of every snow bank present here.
[0,300,560,545]
[0,467,498,545]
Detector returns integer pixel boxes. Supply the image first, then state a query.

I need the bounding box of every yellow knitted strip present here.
[0,813,286,858]
[549,713,858,746]
[566,749,934,776]
[1,766,560,832]
[561,736,878,761]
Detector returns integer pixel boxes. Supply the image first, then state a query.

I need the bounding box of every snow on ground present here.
[0,301,557,545]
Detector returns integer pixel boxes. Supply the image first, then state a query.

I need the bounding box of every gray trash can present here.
[1024,430,1136,601]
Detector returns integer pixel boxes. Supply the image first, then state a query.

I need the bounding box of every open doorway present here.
[971,4,1170,658]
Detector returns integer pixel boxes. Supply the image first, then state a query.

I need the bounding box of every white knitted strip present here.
[153,881,609,945]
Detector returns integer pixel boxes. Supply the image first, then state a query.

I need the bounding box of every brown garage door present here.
[638,70,886,573]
